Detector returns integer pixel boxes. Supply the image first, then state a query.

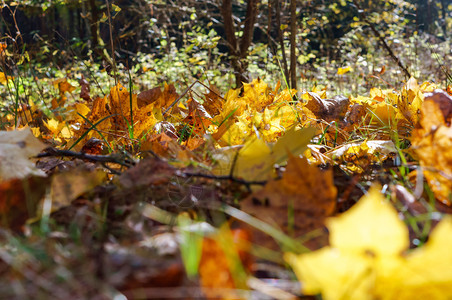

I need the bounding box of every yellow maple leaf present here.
[397,77,424,125]
[242,78,273,111]
[327,186,408,256]
[285,185,452,299]
[400,217,452,296]
[45,118,61,133]
[410,99,452,205]
[132,103,159,137]
[219,115,250,146]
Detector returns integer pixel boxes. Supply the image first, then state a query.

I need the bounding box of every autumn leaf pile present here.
[2,73,452,298]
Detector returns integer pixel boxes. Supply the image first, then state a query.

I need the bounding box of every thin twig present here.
[162,80,224,116]
[182,171,267,187]
[352,0,411,78]
[36,148,135,168]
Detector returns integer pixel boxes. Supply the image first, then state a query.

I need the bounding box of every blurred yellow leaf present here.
[0,72,13,85]
[285,185,452,299]
[53,78,75,94]
[328,186,408,256]
[0,128,47,181]
[337,66,352,75]
[50,168,106,211]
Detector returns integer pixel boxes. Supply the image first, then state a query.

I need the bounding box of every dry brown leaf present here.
[80,138,105,155]
[0,176,49,231]
[137,86,162,108]
[203,85,223,117]
[242,155,336,249]
[344,103,368,126]
[50,168,107,211]
[0,128,47,181]
[79,75,91,102]
[118,157,176,189]
[158,83,180,109]
[153,121,179,139]
[53,78,75,95]
[305,93,350,122]
[423,89,452,125]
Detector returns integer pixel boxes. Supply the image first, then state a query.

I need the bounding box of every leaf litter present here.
[0,76,452,299]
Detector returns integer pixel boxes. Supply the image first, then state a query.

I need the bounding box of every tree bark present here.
[275,0,289,83]
[289,0,297,90]
[221,0,259,88]
[439,0,447,37]
[88,0,100,49]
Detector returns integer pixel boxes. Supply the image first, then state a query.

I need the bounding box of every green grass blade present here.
[69,113,115,151]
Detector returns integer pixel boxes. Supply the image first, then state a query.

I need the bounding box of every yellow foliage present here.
[410,98,452,205]
[337,66,352,75]
[285,186,452,299]
[0,71,13,85]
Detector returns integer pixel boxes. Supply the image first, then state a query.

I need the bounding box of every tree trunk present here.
[88,0,99,49]
[87,0,113,64]
[289,0,297,90]
[275,0,289,83]
[221,0,259,88]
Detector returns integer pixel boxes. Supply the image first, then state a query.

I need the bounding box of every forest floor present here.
[1,48,452,299]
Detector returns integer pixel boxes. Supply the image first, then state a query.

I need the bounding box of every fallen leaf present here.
[397,77,424,125]
[337,66,352,75]
[199,226,252,299]
[50,168,106,211]
[285,185,452,299]
[423,89,452,125]
[0,128,47,181]
[0,176,49,231]
[327,140,397,173]
[234,137,273,182]
[153,121,178,139]
[79,75,91,101]
[118,157,176,189]
[203,85,223,117]
[53,77,75,95]
[241,78,274,111]
[305,93,350,122]
[137,86,162,108]
[80,138,105,155]
[272,126,316,165]
[242,155,336,249]
[410,99,452,205]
